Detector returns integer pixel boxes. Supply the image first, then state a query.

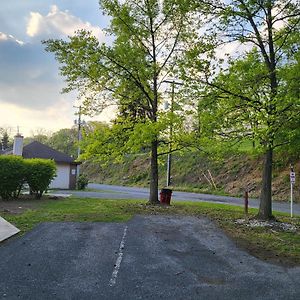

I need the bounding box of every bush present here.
[77,174,89,190]
[0,156,27,200]
[25,159,56,199]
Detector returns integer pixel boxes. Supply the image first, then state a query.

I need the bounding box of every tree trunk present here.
[258,147,273,220]
[149,139,159,204]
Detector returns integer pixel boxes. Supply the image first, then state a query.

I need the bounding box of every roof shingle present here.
[22,141,76,163]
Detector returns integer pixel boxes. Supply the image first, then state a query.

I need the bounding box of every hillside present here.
[82,151,299,202]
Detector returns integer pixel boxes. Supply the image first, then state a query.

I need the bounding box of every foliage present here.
[0,128,12,151]
[42,0,300,212]
[1,131,10,151]
[22,126,79,159]
[0,156,27,200]
[48,128,78,157]
[23,133,50,146]
[43,0,203,204]
[182,0,300,220]
[0,156,56,200]
[199,48,300,152]
[25,159,56,199]
[77,174,89,190]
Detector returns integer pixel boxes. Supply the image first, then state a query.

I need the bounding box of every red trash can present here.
[160,188,172,205]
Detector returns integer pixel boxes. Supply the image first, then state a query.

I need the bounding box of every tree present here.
[24,133,50,145]
[0,127,12,151]
[1,131,9,151]
[48,128,78,157]
[44,0,197,204]
[185,0,300,219]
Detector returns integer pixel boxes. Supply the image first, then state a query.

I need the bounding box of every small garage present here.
[21,140,79,190]
[3,135,79,189]
[3,134,80,190]
[49,163,77,189]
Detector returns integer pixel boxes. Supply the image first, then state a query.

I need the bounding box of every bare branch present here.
[157,25,182,75]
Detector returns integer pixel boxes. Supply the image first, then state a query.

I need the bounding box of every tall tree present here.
[1,131,9,151]
[185,0,300,219]
[48,128,78,157]
[44,0,197,204]
[23,134,50,145]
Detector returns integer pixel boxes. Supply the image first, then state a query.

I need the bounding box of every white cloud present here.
[0,31,24,45]
[0,97,114,137]
[26,5,104,41]
[0,37,63,109]
[0,3,110,136]
[0,99,75,137]
[0,32,8,40]
[215,40,253,61]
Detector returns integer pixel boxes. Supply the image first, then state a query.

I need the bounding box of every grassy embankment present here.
[82,149,299,202]
[2,196,299,266]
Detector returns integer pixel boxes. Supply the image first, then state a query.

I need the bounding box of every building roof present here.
[0,148,12,155]
[22,141,77,164]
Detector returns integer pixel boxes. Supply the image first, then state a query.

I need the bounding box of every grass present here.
[171,185,241,197]
[2,198,138,234]
[51,188,122,193]
[2,197,300,266]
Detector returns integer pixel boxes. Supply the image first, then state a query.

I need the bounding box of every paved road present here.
[56,183,300,216]
[1,215,299,299]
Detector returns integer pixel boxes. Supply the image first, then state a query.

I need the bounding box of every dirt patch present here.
[0,195,61,214]
[220,219,300,267]
[233,236,298,267]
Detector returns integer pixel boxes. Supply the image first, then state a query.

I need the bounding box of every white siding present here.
[49,164,70,189]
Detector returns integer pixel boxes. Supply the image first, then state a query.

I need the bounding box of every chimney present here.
[13,134,24,156]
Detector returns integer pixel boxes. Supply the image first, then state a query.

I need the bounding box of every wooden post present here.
[244,189,249,216]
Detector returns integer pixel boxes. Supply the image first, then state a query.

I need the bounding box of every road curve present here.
[55,183,300,216]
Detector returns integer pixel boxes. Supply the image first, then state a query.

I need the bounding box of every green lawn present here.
[51,188,123,194]
[2,197,300,266]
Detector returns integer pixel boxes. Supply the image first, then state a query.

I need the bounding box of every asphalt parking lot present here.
[1,215,299,299]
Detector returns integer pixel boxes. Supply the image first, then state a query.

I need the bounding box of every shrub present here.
[0,156,27,200]
[77,174,89,190]
[25,159,56,199]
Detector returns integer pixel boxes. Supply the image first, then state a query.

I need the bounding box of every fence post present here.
[244,189,249,216]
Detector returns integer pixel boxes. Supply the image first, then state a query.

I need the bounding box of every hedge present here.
[77,173,89,190]
[25,159,56,199]
[0,156,27,199]
[0,156,56,200]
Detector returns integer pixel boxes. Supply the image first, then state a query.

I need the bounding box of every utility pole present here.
[166,82,174,187]
[163,80,183,187]
[74,105,83,182]
[290,164,295,217]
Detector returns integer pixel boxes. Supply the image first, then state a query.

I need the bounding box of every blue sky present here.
[0,1,111,137]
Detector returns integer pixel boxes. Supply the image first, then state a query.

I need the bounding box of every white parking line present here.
[109,226,128,287]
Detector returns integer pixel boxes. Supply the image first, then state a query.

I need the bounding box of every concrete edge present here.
[0,216,20,243]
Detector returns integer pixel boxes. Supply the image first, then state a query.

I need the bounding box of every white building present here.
[9,135,79,189]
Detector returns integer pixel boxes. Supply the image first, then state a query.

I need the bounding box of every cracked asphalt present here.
[1,215,299,299]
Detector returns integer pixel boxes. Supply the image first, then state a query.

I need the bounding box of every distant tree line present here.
[0,126,80,158]
[22,127,78,158]
[0,128,12,151]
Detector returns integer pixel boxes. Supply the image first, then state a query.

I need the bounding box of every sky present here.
[0,1,273,138]
[0,0,111,137]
